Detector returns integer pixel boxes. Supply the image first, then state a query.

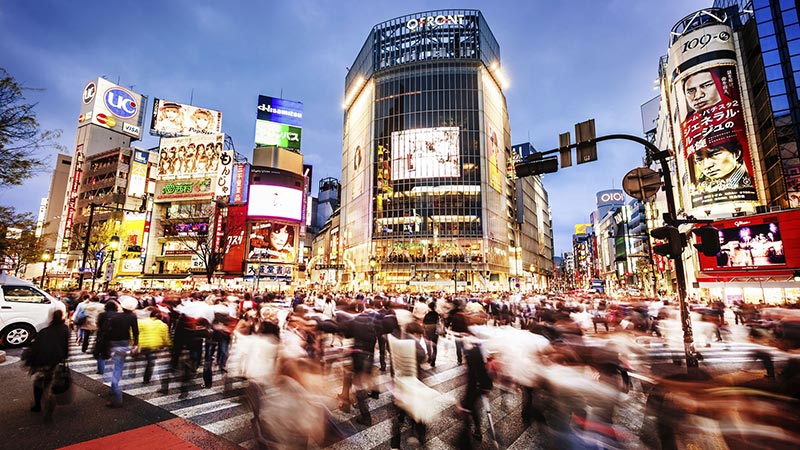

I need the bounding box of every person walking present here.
[99,296,139,407]
[137,307,171,384]
[77,295,105,353]
[23,310,70,422]
[422,300,440,367]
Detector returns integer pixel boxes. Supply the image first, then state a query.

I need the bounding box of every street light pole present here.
[104,235,120,291]
[40,250,52,289]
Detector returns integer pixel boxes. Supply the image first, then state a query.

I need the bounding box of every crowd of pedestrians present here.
[21,287,800,448]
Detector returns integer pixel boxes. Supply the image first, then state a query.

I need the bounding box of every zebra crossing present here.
[66,329,779,449]
[66,333,524,449]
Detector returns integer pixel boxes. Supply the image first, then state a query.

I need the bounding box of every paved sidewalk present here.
[0,346,242,450]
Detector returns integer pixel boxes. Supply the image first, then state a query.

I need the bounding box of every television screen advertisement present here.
[390,127,460,181]
[247,221,297,263]
[78,78,145,139]
[150,98,222,137]
[714,221,784,268]
[667,23,757,213]
[157,133,225,180]
[247,184,304,221]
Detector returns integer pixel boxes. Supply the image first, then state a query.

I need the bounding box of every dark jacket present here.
[25,323,69,369]
[422,309,440,325]
[100,310,139,345]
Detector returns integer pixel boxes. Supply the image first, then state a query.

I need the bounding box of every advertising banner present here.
[256,95,303,127]
[667,23,757,212]
[128,149,149,197]
[488,125,503,192]
[157,133,225,180]
[229,163,250,205]
[222,205,247,272]
[697,209,800,272]
[254,95,303,149]
[247,222,297,263]
[78,78,145,139]
[254,121,302,149]
[150,98,222,137]
[215,150,234,197]
[154,178,215,202]
[247,184,304,221]
[390,127,460,180]
[59,144,85,252]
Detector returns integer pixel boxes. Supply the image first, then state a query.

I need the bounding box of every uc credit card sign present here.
[256,95,303,127]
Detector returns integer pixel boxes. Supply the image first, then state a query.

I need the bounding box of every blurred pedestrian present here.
[137,307,171,384]
[22,310,69,421]
[422,300,440,367]
[100,296,139,407]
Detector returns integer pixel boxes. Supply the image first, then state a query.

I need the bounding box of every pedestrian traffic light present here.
[692,225,721,257]
[515,157,558,177]
[650,226,683,259]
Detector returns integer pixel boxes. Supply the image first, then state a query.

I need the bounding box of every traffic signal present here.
[575,119,597,164]
[650,226,683,259]
[692,225,721,257]
[515,157,558,177]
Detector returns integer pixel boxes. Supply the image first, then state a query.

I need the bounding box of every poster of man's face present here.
[674,65,758,209]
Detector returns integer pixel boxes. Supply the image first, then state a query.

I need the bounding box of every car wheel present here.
[1,324,35,347]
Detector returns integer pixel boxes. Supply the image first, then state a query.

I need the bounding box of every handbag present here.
[51,362,72,396]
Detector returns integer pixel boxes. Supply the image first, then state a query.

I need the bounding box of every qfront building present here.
[337,10,553,292]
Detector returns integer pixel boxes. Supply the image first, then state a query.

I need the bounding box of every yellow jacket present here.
[137,317,171,350]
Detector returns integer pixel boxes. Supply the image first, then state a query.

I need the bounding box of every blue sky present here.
[0,0,708,255]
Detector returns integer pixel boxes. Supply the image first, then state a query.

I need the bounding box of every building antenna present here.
[190,88,194,105]
[116,76,120,85]
[280,88,283,98]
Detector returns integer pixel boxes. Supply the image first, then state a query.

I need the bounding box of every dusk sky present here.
[0,0,707,255]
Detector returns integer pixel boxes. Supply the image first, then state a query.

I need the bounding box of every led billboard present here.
[247,185,304,221]
[667,22,757,214]
[150,98,222,137]
[254,95,303,149]
[157,133,224,179]
[715,221,785,268]
[390,127,460,180]
[247,221,297,263]
[78,78,145,139]
[254,121,302,149]
[256,96,303,127]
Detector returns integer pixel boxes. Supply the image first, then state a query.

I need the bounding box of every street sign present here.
[623,167,662,201]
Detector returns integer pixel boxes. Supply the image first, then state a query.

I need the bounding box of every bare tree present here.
[161,203,244,284]
[0,67,62,187]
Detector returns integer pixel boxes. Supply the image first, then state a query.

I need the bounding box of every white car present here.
[0,274,66,347]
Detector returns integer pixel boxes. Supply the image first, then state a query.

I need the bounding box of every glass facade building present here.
[715,0,800,207]
[339,10,552,292]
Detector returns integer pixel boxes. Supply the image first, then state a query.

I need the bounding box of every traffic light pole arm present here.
[538,132,698,369]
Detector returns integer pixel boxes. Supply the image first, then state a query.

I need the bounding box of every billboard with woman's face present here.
[667,21,758,214]
[247,221,296,263]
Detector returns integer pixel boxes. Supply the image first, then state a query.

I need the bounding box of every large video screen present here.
[716,221,785,268]
[248,221,297,263]
[247,184,303,221]
[390,127,460,180]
